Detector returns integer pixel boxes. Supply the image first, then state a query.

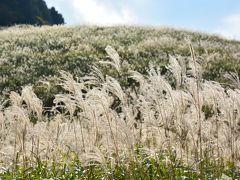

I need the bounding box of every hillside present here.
[0,26,240,99]
[0,0,64,26]
[0,26,240,179]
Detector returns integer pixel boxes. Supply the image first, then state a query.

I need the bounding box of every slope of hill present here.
[0,25,240,100]
[0,0,64,26]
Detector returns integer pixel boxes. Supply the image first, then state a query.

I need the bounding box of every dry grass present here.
[0,45,240,178]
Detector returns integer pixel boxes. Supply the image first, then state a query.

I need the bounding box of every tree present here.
[50,7,64,25]
[0,0,65,26]
[0,0,24,25]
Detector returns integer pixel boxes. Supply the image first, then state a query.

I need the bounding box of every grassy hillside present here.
[1,25,240,99]
[0,25,240,179]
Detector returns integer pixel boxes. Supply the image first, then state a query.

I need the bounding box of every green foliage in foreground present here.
[1,148,239,179]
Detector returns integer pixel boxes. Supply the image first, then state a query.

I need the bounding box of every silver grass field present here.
[0,25,240,179]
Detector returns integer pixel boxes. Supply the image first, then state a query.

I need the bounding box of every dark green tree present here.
[50,7,64,25]
[0,0,64,26]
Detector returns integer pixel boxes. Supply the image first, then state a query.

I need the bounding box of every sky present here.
[45,0,240,40]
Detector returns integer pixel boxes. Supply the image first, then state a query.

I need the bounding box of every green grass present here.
[1,148,239,179]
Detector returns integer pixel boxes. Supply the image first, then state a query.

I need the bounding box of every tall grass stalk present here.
[0,44,240,179]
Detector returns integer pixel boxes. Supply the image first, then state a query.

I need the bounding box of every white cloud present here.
[72,0,137,25]
[45,0,138,25]
[216,13,240,40]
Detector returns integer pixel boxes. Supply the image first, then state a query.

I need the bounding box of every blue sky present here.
[45,0,240,39]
